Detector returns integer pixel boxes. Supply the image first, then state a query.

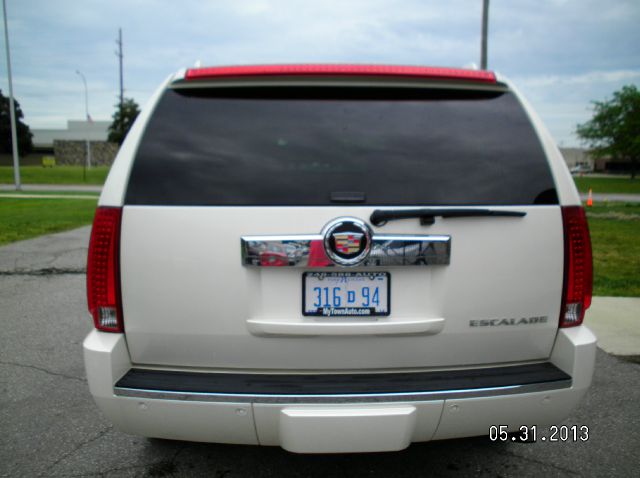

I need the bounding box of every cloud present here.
[1,0,638,145]
[515,70,640,88]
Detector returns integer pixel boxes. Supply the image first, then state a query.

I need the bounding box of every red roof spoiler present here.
[184,64,497,83]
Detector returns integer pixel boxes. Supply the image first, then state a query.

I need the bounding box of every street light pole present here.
[2,0,21,190]
[75,70,92,170]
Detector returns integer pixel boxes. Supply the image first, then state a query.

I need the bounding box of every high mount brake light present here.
[184,64,497,83]
[560,206,593,328]
[87,207,123,332]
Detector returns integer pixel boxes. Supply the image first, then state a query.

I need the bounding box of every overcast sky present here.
[1,0,639,146]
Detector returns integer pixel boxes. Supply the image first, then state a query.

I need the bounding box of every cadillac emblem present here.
[334,233,363,255]
[323,217,372,266]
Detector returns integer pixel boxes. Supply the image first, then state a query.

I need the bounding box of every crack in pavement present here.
[0,360,86,382]
[40,426,114,477]
[0,268,86,276]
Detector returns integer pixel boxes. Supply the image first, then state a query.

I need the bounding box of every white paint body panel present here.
[83,326,596,450]
[83,330,258,444]
[120,205,563,369]
[279,406,417,453]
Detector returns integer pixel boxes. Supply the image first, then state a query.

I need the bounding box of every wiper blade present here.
[370,208,527,226]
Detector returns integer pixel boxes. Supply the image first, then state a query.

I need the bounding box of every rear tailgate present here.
[120,206,562,369]
[119,79,563,370]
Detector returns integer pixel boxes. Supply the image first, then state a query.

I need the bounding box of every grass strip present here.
[574,176,640,194]
[0,166,109,185]
[586,203,640,297]
[0,198,97,246]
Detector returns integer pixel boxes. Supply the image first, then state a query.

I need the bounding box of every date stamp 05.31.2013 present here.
[489,425,589,443]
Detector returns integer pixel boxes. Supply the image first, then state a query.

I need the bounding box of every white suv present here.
[83,64,596,453]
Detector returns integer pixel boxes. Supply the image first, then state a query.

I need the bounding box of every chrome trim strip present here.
[370,234,450,266]
[241,235,319,267]
[114,379,571,404]
[241,234,450,267]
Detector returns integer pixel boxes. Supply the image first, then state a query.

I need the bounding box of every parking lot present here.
[1,228,639,477]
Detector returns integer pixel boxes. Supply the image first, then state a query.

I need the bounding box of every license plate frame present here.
[302,272,391,317]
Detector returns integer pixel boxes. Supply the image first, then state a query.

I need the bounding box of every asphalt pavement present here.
[1,227,639,477]
[579,192,640,203]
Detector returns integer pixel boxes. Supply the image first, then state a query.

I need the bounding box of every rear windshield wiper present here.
[370,208,527,226]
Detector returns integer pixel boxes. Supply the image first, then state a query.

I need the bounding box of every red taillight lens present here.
[560,206,593,327]
[87,207,123,332]
[184,64,497,83]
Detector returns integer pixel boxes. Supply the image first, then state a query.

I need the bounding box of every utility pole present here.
[116,28,123,119]
[2,0,21,190]
[481,0,490,70]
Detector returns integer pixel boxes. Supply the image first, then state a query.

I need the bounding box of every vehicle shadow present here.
[142,436,525,478]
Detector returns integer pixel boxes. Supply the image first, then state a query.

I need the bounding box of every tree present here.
[108,97,140,145]
[0,89,33,155]
[576,85,640,179]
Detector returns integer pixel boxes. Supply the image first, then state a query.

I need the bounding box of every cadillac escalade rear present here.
[83,64,596,453]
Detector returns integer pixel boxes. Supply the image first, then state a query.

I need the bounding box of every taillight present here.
[86,207,123,332]
[560,206,593,327]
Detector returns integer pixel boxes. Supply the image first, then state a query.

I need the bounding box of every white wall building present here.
[32,120,110,149]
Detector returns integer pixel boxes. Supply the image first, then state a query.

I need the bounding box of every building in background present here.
[31,120,118,166]
[559,148,593,171]
[559,147,635,174]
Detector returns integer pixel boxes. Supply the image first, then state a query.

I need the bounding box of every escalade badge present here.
[323,217,372,266]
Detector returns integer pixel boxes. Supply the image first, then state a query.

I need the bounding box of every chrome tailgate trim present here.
[241,234,451,267]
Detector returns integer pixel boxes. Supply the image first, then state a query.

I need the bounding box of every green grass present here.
[573,176,640,194]
[586,202,640,297]
[1,190,100,197]
[0,166,109,185]
[0,197,97,245]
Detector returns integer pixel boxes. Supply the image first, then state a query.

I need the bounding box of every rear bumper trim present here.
[114,363,571,404]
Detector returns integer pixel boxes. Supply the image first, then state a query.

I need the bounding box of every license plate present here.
[303,272,390,317]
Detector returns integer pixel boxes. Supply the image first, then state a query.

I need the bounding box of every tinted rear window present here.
[125,86,557,206]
